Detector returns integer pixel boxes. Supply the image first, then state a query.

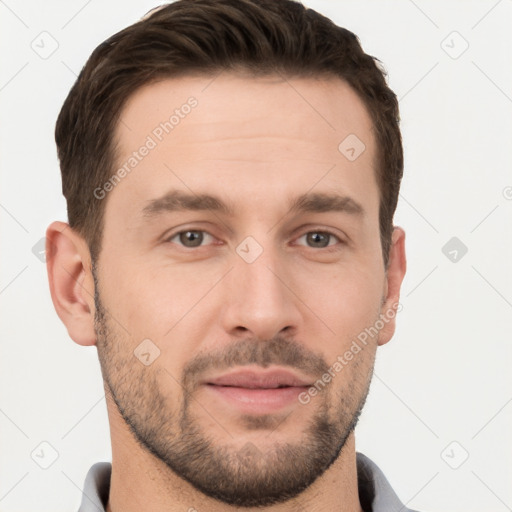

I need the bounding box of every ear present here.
[378,226,406,346]
[45,221,97,346]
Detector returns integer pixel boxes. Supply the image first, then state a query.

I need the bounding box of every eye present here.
[164,228,343,250]
[166,230,215,248]
[295,230,342,249]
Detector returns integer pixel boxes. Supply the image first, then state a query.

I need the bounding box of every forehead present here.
[107,73,378,222]
[116,72,374,148]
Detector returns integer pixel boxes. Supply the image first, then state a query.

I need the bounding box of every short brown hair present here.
[55,0,403,267]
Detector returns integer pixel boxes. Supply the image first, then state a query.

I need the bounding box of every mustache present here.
[182,336,329,391]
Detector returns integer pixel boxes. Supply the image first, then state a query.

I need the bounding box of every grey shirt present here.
[78,452,418,512]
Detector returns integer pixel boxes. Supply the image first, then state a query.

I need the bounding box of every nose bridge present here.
[239,243,283,297]
[223,235,301,338]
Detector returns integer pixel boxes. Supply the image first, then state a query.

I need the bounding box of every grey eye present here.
[297,231,340,249]
[169,230,214,248]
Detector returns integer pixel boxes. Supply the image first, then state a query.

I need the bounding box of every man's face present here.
[93,73,395,506]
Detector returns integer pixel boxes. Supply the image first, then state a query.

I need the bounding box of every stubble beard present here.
[93,269,375,507]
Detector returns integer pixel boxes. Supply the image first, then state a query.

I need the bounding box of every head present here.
[47,0,406,507]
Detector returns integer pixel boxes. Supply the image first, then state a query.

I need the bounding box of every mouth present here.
[202,368,312,414]
[205,368,312,388]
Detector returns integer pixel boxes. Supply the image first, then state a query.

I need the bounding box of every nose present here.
[220,242,302,341]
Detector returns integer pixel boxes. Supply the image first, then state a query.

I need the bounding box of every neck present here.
[106,402,363,512]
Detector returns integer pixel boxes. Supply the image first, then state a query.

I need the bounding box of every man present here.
[46,0,411,510]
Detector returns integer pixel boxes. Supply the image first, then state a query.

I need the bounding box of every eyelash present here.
[164,228,344,251]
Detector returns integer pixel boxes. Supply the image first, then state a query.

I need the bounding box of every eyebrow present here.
[141,190,364,218]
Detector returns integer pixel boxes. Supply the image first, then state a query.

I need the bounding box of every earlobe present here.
[46,221,97,346]
[378,227,407,346]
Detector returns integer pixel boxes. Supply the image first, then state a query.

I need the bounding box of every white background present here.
[1,1,511,511]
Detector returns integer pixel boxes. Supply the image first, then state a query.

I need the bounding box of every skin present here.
[47,72,406,512]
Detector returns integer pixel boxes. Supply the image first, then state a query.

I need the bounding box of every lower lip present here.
[204,384,309,414]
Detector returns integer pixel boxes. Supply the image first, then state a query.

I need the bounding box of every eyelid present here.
[160,222,216,242]
[163,228,217,247]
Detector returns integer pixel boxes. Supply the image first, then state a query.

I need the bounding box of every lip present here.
[202,368,312,415]
[204,368,312,389]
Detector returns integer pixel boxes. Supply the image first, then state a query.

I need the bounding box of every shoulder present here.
[356,452,421,512]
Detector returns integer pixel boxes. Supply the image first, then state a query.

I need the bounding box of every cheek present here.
[294,261,384,344]
[97,263,194,391]
[99,257,220,346]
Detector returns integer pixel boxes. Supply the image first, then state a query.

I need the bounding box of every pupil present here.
[308,232,328,248]
[181,231,202,247]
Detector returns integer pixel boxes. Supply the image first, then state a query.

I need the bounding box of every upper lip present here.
[205,368,312,389]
